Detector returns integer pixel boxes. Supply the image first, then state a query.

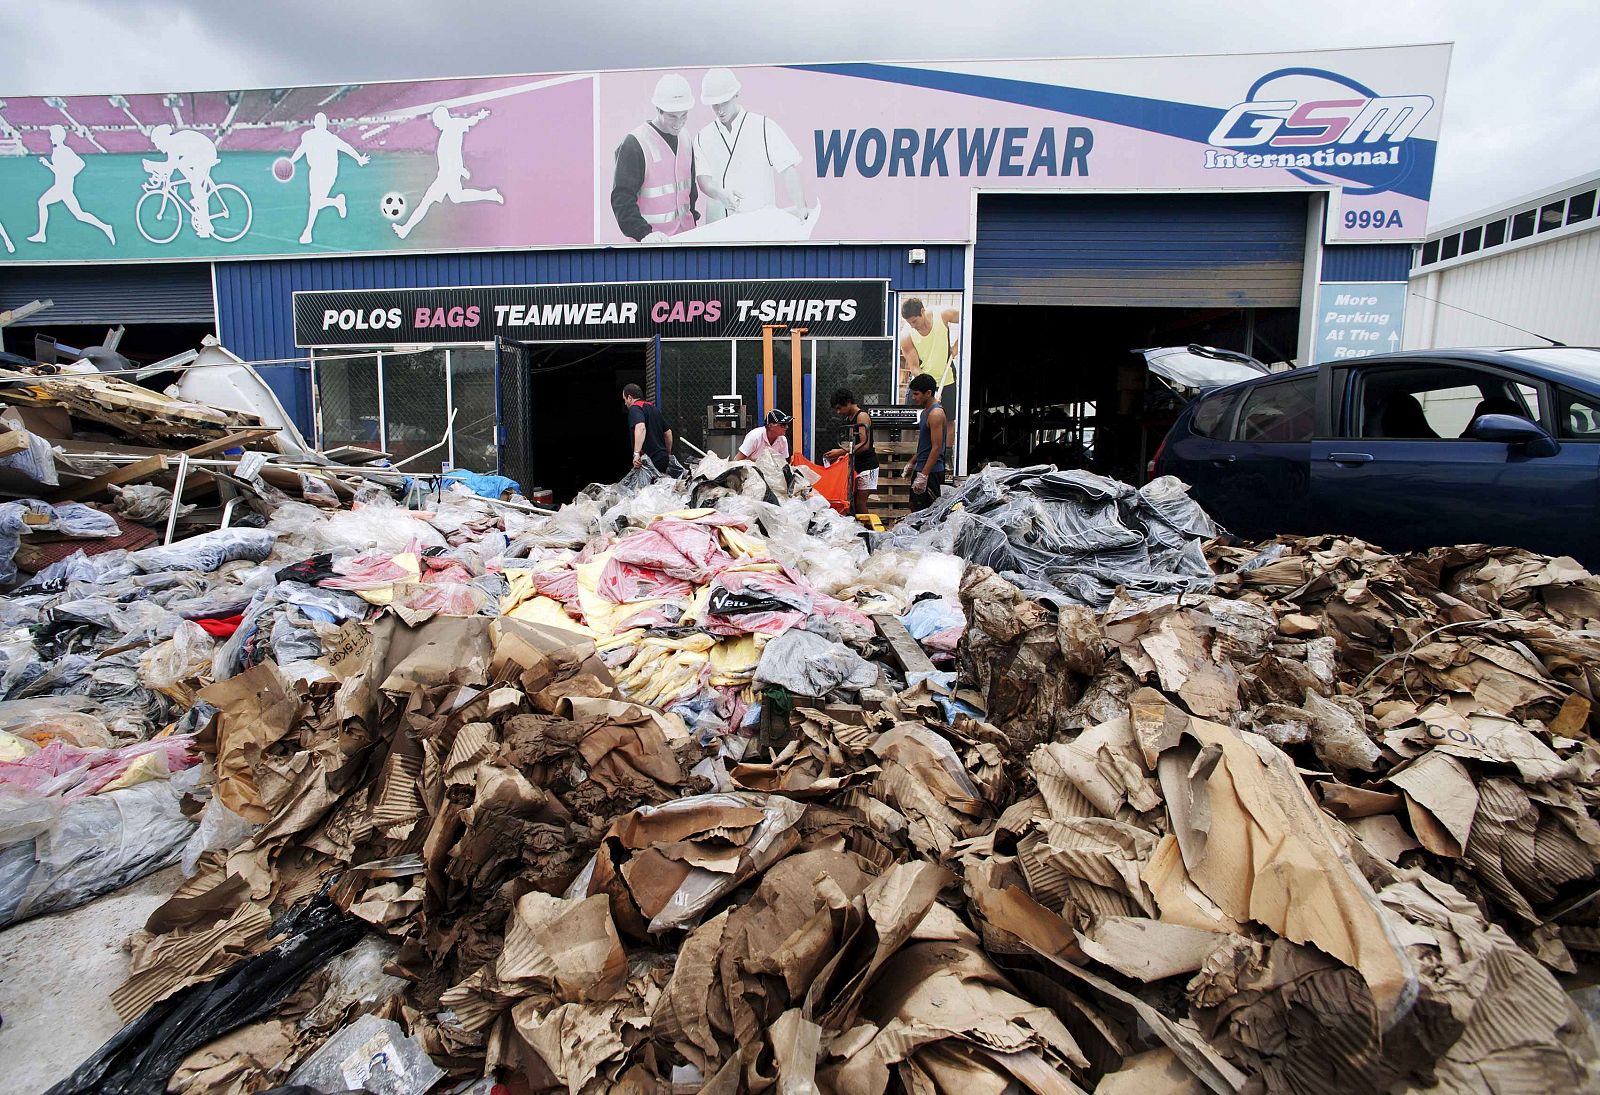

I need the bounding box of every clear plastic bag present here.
[754,626,878,697]
[180,791,260,876]
[0,428,59,486]
[0,764,201,927]
[285,1014,445,1095]
[138,620,216,694]
[128,528,278,574]
[111,483,193,525]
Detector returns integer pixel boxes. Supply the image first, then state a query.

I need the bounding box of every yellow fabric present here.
[353,553,422,606]
[508,595,592,636]
[500,567,539,615]
[910,313,954,387]
[718,526,770,560]
[100,752,170,793]
[708,635,763,677]
[0,731,34,761]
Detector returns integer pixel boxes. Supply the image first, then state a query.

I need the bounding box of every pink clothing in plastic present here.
[609,518,734,583]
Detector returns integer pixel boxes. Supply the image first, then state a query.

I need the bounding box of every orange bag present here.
[791,454,851,514]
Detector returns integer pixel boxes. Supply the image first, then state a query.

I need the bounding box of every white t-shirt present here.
[694,109,802,218]
[738,426,790,461]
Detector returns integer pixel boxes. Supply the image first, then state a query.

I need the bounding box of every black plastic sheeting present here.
[46,898,364,1095]
[879,467,1219,608]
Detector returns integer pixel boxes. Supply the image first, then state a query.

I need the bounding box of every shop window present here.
[1460,225,1482,254]
[1439,234,1460,260]
[1539,202,1565,231]
[448,347,498,474]
[1236,376,1315,443]
[658,340,738,454]
[1568,190,1596,225]
[1511,209,1536,239]
[1419,239,1440,266]
[314,352,381,453]
[1482,219,1507,247]
[380,349,448,467]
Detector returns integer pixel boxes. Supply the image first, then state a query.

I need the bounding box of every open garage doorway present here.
[499,340,650,503]
[969,191,1312,482]
[967,304,1299,483]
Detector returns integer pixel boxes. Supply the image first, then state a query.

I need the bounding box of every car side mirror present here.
[1472,413,1560,457]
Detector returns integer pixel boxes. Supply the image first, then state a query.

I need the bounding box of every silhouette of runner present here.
[289,112,368,244]
[29,125,116,245]
[392,107,502,240]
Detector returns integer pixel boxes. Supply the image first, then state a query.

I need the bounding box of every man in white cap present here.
[611,74,699,242]
[693,68,805,223]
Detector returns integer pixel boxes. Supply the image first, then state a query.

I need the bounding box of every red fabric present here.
[791,455,852,514]
[195,614,244,638]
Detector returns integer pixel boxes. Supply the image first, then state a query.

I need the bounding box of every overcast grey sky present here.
[2,0,1594,226]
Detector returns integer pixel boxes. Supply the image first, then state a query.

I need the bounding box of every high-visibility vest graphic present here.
[912,313,955,387]
[631,124,694,235]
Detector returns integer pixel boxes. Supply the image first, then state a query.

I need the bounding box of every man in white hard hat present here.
[611,74,699,243]
[693,68,805,223]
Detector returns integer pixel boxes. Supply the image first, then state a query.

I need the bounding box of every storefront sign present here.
[0,46,1449,265]
[292,279,888,346]
[1314,281,1406,361]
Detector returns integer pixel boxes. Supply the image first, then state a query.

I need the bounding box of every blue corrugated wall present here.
[215,244,966,432]
[1320,243,1413,283]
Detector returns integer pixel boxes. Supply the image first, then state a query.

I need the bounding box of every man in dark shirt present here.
[623,383,674,472]
[611,74,700,242]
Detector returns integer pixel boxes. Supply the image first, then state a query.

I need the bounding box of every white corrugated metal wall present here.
[1406,225,1600,348]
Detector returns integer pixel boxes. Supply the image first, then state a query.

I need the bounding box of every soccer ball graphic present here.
[380,192,406,220]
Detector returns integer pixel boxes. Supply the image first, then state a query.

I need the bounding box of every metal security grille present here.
[658,341,734,454]
[496,339,533,489]
[312,353,381,453]
[449,347,498,474]
[380,349,448,467]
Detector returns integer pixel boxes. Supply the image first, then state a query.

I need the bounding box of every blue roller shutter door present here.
[974,193,1307,308]
[0,262,214,325]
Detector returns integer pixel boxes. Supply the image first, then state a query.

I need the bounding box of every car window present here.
[1236,376,1315,443]
[1190,389,1242,438]
[1356,364,1538,440]
[1558,387,1600,439]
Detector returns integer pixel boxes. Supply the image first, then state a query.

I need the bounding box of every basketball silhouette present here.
[271,157,294,182]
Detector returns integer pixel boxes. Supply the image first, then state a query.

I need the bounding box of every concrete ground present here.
[0,866,183,1095]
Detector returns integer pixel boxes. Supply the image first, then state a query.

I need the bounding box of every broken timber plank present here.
[49,430,276,503]
[0,430,31,458]
[51,455,167,503]
[179,429,278,460]
[872,613,937,678]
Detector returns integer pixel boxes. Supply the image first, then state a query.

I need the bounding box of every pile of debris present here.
[4,351,1600,1094]
[10,459,1600,1093]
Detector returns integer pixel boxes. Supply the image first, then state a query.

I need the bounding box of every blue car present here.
[1152,347,1600,565]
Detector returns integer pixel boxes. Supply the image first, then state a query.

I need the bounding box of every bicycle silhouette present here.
[135,171,253,244]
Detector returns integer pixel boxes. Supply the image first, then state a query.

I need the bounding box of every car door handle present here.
[1209,455,1235,467]
[1326,452,1374,466]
